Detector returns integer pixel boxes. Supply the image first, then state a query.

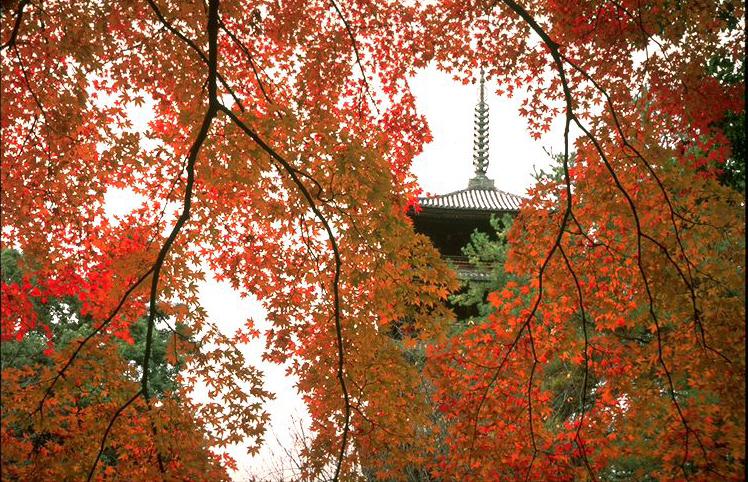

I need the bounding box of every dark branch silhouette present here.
[0,0,28,51]
[86,389,143,482]
[34,266,155,417]
[461,0,718,476]
[328,0,378,115]
[142,2,353,478]
[219,20,274,105]
[498,0,711,474]
[87,0,221,478]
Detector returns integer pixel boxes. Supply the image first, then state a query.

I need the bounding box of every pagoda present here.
[410,69,523,279]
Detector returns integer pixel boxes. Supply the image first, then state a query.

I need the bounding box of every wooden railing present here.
[443,255,493,281]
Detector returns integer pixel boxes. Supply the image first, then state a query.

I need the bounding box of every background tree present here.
[1,250,231,480]
[2,249,185,396]
[707,53,745,193]
[449,214,515,323]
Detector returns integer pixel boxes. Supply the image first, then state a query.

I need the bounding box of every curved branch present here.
[34,266,155,417]
[468,108,575,469]
[558,244,596,481]
[86,389,143,481]
[640,232,731,363]
[561,55,712,356]
[490,0,709,472]
[219,21,274,105]
[88,1,222,478]
[218,104,350,480]
[140,1,219,402]
[328,0,378,115]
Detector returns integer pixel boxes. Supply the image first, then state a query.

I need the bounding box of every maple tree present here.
[1,249,185,394]
[1,0,744,481]
[423,0,746,477]
[1,251,232,480]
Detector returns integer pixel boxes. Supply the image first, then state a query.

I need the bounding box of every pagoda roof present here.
[417,186,522,213]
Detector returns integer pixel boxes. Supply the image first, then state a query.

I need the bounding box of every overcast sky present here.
[410,67,565,196]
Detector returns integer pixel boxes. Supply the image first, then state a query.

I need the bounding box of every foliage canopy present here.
[1,0,744,480]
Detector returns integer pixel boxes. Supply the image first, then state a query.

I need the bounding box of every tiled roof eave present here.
[416,187,524,213]
[415,205,518,215]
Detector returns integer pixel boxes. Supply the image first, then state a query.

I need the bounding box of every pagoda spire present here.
[468,67,495,189]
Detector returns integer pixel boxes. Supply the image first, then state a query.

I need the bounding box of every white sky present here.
[105,65,568,480]
[410,67,565,196]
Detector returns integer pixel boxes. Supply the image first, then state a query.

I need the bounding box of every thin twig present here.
[562,56,713,359]
[219,20,274,105]
[328,0,378,115]
[559,244,596,481]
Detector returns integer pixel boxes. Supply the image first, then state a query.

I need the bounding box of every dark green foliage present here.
[1,249,184,397]
[706,54,745,193]
[120,315,186,395]
[449,213,514,324]
[718,110,745,193]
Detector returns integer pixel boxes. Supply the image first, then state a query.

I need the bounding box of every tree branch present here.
[34,266,155,417]
[496,0,711,472]
[145,0,244,112]
[218,104,350,481]
[469,0,713,473]
[219,20,274,105]
[87,0,222,478]
[0,0,29,51]
[559,244,596,481]
[86,389,143,481]
[328,0,378,115]
[562,55,715,359]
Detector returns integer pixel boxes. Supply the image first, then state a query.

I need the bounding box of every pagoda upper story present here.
[410,69,523,278]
